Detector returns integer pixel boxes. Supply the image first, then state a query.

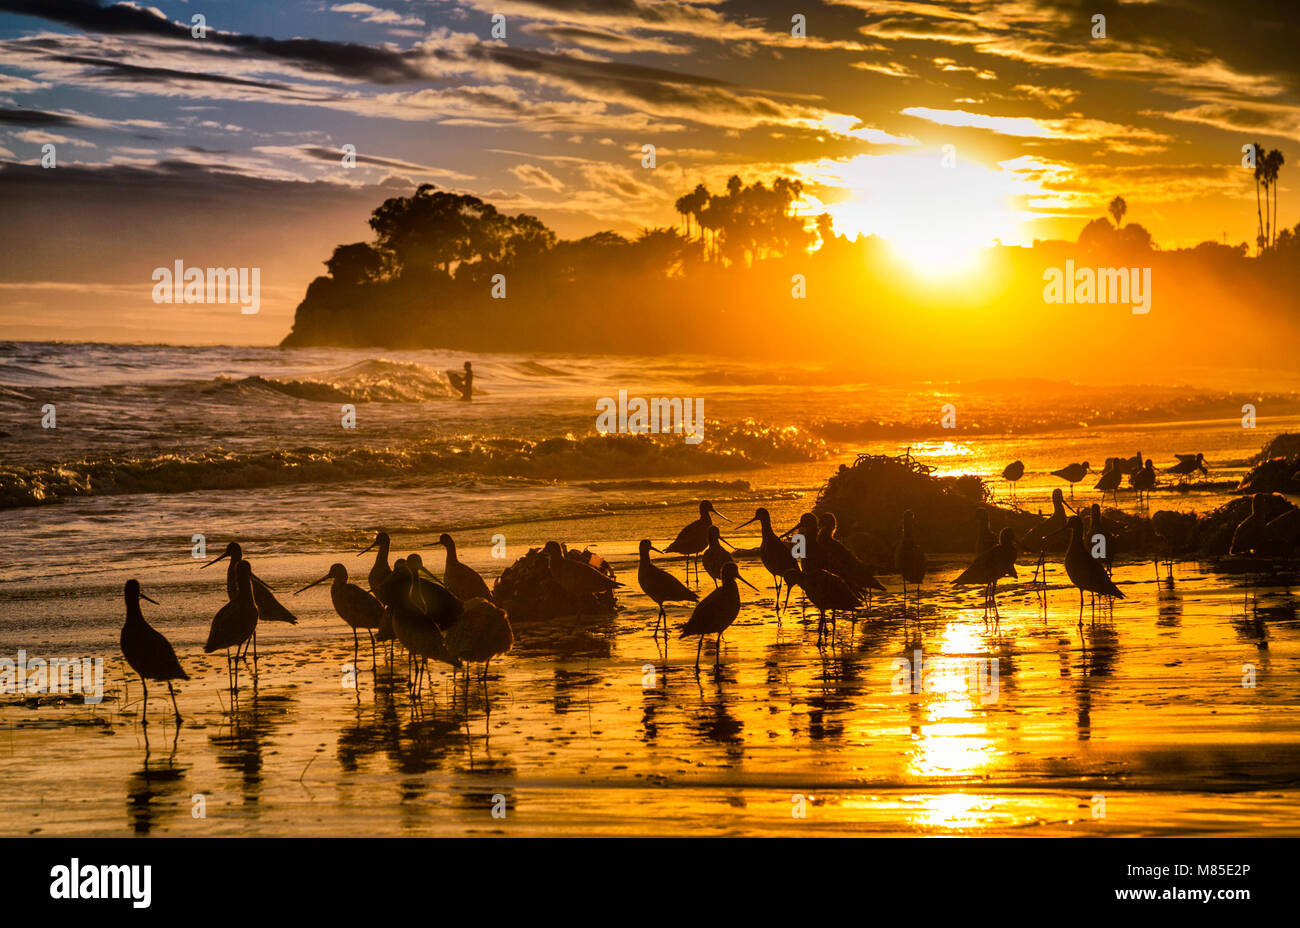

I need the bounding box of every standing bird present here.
[700,525,736,587]
[1094,459,1124,502]
[1230,493,1274,556]
[637,539,698,637]
[1029,488,1072,590]
[1168,453,1208,480]
[204,560,259,688]
[953,528,1018,614]
[797,565,861,643]
[541,540,622,614]
[894,510,926,613]
[736,507,799,615]
[201,542,296,670]
[1151,510,1197,581]
[1086,503,1113,576]
[296,563,384,668]
[1001,460,1025,503]
[359,531,393,599]
[1051,461,1091,497]
[1063,516,1124,622]
[404,553,464,629]
[666,500,729,583]
[381,559,462,695]
[120,579,187,724]
[434,533,492,602]
[1130,459,1157,505]
[1121,451,1144,477]
[817,512,885,604]
[679,562,757,669]
[444,597,513,693]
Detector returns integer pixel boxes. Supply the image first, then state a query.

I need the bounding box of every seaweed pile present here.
[1237,432,1300,494]
[493,544,619,621]
[812,450,1040,560]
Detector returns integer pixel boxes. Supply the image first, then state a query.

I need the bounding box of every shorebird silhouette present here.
[637,538,698,638]
[737,507,799,616]
[700,524,736,587]
[1001,460,1025,502]
[953,527,1018,615]
[296,563,384,669]
[1051,461,1090,497]
[666,500,729,584]
[894,510,926,614]
[204,559,259,690]
[434,533,493,602]
[1063,515,1124,623]
[120,579,187,724]
[679,562,756,669]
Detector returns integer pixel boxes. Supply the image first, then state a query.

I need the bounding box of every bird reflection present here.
[125,734,187,835]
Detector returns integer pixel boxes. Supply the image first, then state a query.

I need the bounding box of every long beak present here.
[718,535,738,551]
[713,510,732,523]
[737,517,757,529]
[295,574,331,595]
[650,546,665,554]
[357,540,377,556]
[201,551,229,569]
[140,592,160,605]
[739,575,759,591]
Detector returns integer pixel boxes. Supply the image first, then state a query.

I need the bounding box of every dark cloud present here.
[0,106,80,126]
[0,0,426,83]
[46,53,294,90]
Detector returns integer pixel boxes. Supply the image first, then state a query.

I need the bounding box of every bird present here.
[1151,510,1197,581]
[201,542,298,624]
[1028,488,1073,590]
[434,533,493,602]
[444,597,513,692]
[797,565,861,643]
[666,500,729,583]
[1094,459,1124,501]
[737,507,799,615]
[1130,459,1157,505]
[1063,515,1124,622]
[358,531,393,600]
[637,539,698,637]
[1168,453,1208,479]
[700,524,736,587]
[1001,460,1025,502]
[816,511,885,603]
[1051,461,1090,497]
[1121,451,1144,476]
[678,562,757,669]
[1086,503,1113,576]
[974,508,996,556]
[204,559,259,688]
[120,579,187,725]
[404,553,464,629]
[295,563,384,668]
[894,510,926,612]
[381,559,462,696]
[1230,493,1274,556]
[541,540,622,614]
[953,527,1018,614]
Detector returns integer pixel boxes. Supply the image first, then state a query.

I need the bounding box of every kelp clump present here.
[493,544,619,621]
[813,451,1039,560]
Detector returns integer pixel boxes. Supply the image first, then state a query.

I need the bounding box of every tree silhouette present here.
[1108,195,1127,228]
[1252,141,1268,254]
[1265,149,1285,250]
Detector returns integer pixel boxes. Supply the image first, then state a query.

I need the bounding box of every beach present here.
[2,343,1299,836]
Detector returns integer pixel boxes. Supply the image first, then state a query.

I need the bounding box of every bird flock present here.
[119,451,1224,724]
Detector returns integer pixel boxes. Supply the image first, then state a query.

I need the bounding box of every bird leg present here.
[168,681,182,723]
[695,636,703,671]
[140,677,149,728]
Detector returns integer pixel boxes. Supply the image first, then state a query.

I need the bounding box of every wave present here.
[0,421,828,510]
[205,359,459,403]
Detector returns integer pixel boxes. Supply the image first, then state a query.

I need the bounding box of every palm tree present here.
[1252,141,1268,254]
[1108,195,1127,228]
[1266,149,1285,250]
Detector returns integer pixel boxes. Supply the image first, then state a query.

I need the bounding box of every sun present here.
[807,152,1028,276]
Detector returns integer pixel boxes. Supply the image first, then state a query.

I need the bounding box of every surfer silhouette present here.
[448,360,473,401]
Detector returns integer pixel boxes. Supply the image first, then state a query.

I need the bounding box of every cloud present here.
[509,163,566,191]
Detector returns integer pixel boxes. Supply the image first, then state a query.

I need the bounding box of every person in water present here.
[448,361,473,401]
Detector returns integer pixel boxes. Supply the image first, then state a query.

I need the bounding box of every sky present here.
[0,0,1296,343]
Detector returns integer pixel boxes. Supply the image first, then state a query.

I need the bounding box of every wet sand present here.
[3,519,1299,837]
